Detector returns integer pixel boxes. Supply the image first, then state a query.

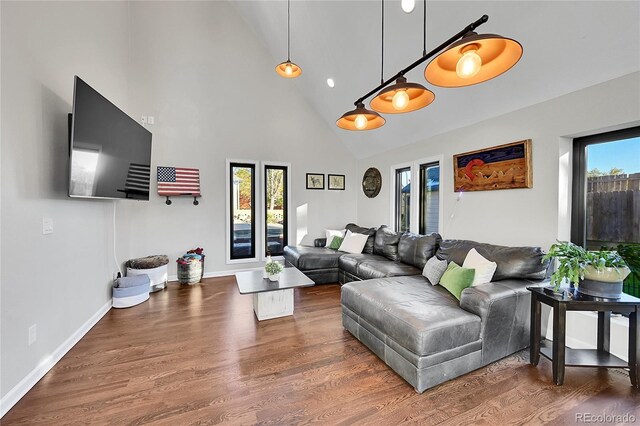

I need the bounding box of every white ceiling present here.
[232,1,640,159]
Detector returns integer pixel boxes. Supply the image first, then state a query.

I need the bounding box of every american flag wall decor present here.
[157,166,201,196]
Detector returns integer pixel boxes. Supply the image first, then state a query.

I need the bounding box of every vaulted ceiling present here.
[232,1,640,159]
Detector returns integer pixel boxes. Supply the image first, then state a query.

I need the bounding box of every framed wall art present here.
[306,173,325,190]
[453,139,532,192]
[328,174,345,190]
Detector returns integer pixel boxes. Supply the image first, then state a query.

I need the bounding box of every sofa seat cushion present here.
[339,253,387,275]
[341,276,481,357]
[357,260,421,280]
[283,245,343,271]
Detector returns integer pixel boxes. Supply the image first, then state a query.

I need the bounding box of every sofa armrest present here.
[459,279,548,364]
[314,238,327,247]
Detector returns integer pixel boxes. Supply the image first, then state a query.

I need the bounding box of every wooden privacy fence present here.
[586,173,640,245]
[588,173,640,192]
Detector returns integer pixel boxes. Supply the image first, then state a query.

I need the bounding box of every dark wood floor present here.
[4,277,639,425]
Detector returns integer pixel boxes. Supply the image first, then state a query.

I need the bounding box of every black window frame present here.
[395,166,411,233]
[571,126,640,247]
[264,165,288,257]
[229,162,256,260]
[419,161,440,235]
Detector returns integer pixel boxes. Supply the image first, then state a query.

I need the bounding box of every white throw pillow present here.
[338,230,369,254]
[324,229,345,247]
[463,248,498,287]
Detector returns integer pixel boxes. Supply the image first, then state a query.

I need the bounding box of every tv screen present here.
[69,76,152,200]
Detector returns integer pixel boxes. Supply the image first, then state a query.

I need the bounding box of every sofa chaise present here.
[284,224,550,393]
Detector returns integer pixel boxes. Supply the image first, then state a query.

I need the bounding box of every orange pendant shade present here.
[424,32,523,87]
[370,77,435,114]
[275,61,302,78]
[336,103,386,131]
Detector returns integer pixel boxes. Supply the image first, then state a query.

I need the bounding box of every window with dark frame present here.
[265,165,288,256]
[571,126,640,296]
[419,161,440,235]
[230,162,256,260]
[395,167,411,232]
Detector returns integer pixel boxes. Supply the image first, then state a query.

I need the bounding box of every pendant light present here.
[370,0,434,114]
[424,31,523,87]
[336,14,522,131]
[336,102,386,131]
[275,0,302,78]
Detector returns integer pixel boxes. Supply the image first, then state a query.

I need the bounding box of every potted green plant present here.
[543,241,630,299]
[264,261,284,282]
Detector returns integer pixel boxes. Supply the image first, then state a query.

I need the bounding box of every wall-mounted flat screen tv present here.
[69,76,152,200]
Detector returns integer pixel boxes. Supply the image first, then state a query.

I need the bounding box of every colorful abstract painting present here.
[453,139,532,192]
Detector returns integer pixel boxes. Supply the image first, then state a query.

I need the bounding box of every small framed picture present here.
[328,174,345,190]
[306,173,325,190]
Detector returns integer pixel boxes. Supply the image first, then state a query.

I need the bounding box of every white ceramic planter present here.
[582,265,630,282]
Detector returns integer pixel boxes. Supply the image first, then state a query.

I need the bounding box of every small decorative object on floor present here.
[177,247,205,285]
[113,275,151,308]
[126,254,169,292]
[542,241,630,300]
[264,260,284,282]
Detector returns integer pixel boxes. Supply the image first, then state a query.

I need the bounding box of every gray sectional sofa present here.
[283,224,550,393]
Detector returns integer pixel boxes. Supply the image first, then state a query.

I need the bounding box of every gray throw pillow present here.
[422,256,448,285]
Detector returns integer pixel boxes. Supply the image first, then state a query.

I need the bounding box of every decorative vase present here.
[268,273,280,282]
[577,265,631,299]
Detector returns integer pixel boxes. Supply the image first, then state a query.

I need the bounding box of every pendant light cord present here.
[423,0,427,56]
[287,0,291,61]
[380,0,384,84]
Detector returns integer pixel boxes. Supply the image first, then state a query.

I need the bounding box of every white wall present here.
[117,1,357,277]
[357,72,640,250]
[1,0,130,405]
[0,0,358,410]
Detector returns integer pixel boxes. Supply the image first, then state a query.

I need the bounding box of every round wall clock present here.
[362,167,382,198]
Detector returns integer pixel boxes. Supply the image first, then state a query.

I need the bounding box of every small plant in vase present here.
[542,241,630,299]
[264,261,283,282]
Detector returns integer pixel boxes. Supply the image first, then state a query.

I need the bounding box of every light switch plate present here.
[42,218,53,235]
[147,116,154,125]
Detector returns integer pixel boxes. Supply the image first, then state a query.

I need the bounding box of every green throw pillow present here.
[328,236,344,250]
[439,262,475,300]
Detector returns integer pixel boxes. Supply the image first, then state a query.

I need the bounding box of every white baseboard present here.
[167,266,262,283]
[0,300,112,418]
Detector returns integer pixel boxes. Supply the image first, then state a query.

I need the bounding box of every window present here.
[395,167,411,232]
[392,157,442,235]
[229,162,256,260]
[264,165,288,256]
[419,162,440,235]
[572,127,640,295]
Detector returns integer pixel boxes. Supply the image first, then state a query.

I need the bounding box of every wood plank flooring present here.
[3,277,639,425]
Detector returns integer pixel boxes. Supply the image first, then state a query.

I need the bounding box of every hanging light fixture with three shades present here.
[337,0,523,131]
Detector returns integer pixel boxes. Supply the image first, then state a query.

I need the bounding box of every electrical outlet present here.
[147,116,154,125]
[141,115,147,124]
[28,324,37,346]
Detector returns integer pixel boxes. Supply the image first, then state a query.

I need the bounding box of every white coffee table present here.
[235,265,314,321]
